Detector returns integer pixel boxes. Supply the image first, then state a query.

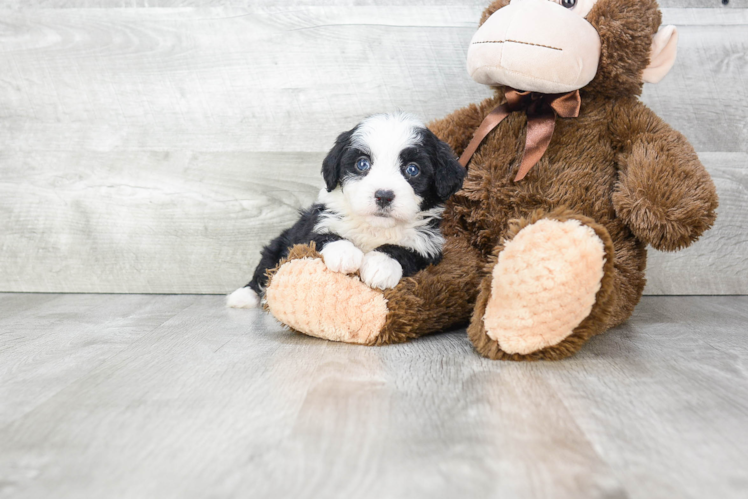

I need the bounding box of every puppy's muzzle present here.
[375,190,395,209]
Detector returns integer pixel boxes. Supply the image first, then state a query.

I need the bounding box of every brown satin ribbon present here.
[458,89,582,181]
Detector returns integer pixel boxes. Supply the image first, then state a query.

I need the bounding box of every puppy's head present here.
[322,113,465,227]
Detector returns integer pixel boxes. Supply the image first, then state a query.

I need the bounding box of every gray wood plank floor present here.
[0,294,747,498]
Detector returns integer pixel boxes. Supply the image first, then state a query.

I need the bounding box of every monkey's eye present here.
[356,157,371,172]
[404,163,420,177]
[561,0,577,7]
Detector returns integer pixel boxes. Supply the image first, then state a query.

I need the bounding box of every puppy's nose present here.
[375,189,395,208]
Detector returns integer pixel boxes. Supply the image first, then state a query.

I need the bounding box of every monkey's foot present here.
[264,246,388,345]
[469,214,614,361]
[264,238,485,346]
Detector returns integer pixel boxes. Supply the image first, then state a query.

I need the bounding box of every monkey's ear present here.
[432,137,466,202]
[643,25,679,84]
[321,129,353,192]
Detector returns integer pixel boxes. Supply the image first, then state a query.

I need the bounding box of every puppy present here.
[227,112,465,309]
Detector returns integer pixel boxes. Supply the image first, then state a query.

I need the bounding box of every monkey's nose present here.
[375,190,395,208]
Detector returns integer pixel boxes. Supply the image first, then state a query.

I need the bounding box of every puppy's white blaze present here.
[350,113,424,160]
[316,188,445,258]
[227,287,260,309]
[360,251,403,290]
[320,239,364,274]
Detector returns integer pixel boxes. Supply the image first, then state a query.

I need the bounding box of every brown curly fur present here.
[376,237,485,345]
[265,0,718,360]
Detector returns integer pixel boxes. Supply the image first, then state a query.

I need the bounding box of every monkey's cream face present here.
[467,0,601,94]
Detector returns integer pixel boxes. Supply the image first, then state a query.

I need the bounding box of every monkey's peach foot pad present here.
[484,219,606,355]
[265,258,388,345]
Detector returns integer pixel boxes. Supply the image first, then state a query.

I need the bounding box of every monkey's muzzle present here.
[467,0,601,94]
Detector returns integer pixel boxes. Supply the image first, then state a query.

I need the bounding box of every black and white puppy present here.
[227,113,465,308]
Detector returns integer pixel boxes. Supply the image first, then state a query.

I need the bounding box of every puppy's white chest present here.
[326,220,413,253]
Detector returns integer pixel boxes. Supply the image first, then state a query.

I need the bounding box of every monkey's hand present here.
[612,108,718,251]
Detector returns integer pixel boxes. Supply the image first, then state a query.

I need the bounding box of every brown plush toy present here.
[263,0,718,360]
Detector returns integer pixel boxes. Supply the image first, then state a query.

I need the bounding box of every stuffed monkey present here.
[262,0,718,360]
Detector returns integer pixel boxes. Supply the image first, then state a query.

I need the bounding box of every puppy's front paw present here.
[321,240,364,274]
[360,251,403,290]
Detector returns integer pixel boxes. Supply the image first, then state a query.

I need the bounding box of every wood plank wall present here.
[0,1,745,294]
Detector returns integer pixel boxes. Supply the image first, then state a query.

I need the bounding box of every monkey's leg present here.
[264,237,485,345]
[468,209,618,361]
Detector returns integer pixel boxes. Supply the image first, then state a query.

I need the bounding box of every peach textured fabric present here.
[265,258,388,345]
[483,219,606,354]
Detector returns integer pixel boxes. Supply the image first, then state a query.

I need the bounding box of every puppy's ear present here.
[321,129,354,192]
[430,134,466,201]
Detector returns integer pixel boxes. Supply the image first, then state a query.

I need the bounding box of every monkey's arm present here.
[428,95,502,157]
[611,101,718,251]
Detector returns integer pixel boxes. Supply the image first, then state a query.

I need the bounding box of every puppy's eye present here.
[404,163,420,177]
[561,0,576,8]
[356,157,371,172]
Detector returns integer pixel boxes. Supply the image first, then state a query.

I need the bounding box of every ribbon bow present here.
[458,89,582,181]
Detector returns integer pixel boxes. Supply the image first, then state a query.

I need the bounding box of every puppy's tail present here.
[226,286,261,309]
